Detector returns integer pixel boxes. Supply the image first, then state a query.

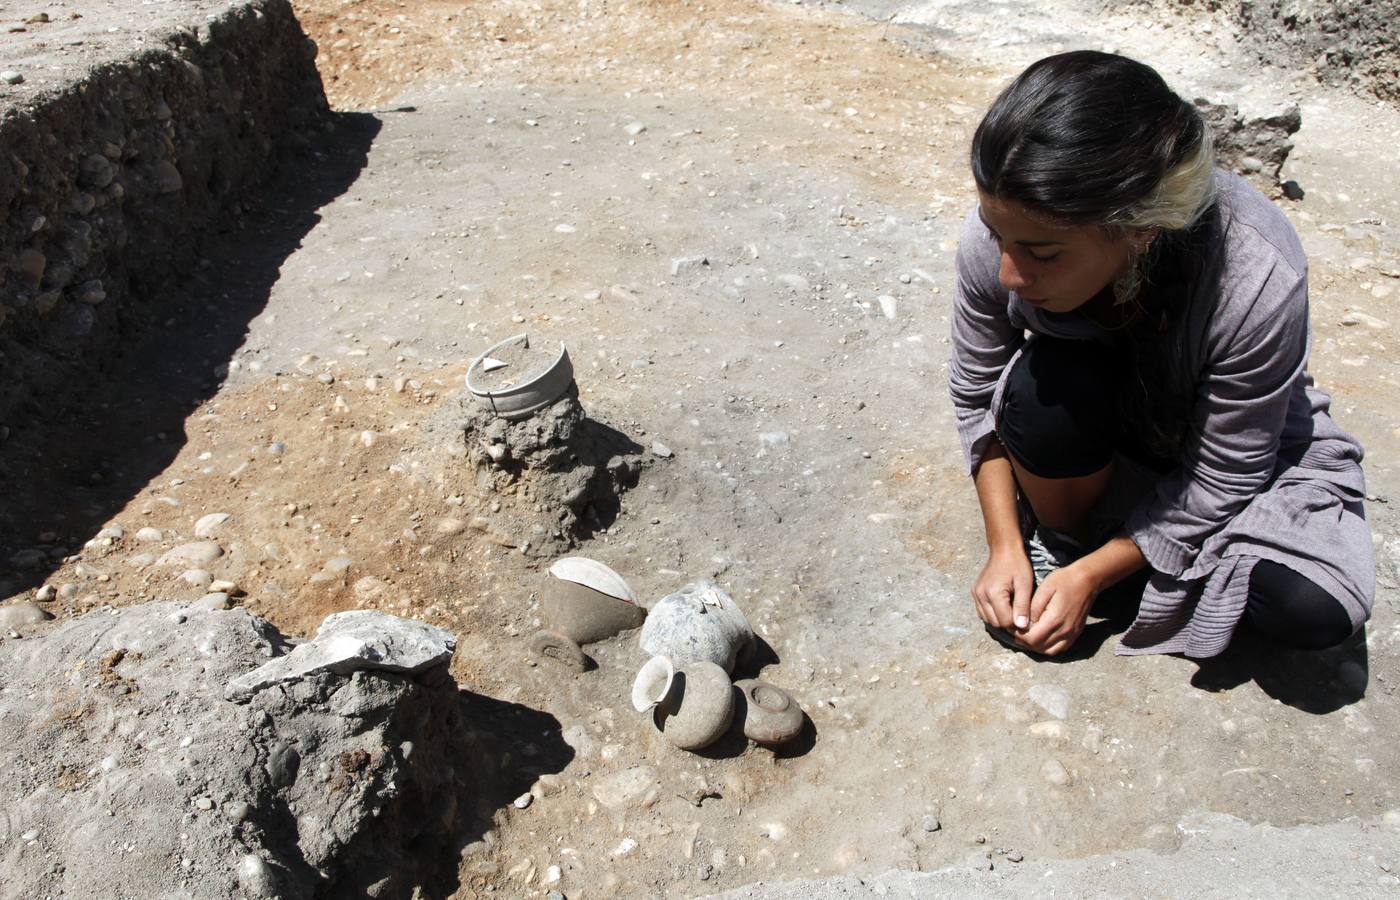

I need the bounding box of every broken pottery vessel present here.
[538,557,646,645]
[631,654,676,713]
[465,333,574,420]
[530,629,588,672]
[734,678,804,746]
[652,659,735,751]
[639,580,753,673]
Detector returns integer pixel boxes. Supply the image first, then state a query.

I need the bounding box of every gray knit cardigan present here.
[948,171,1374,657]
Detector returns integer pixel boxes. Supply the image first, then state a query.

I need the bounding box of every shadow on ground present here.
[0,113,381,598]
[1190,626,1369,714]
[438,689,575,897]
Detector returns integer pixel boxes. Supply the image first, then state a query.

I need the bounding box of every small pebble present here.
[651,441,673,458]
[921,815,941,833]
[1006,850,1024,863]
[1,71,24,85]
[1041,759,1072,786]
[513,792,533,809]
[194,592,231,610]
[20,829,38,842]
[194,796,214,811]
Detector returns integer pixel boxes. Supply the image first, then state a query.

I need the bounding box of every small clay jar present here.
[734,679,804,746]
[654,660,735,751]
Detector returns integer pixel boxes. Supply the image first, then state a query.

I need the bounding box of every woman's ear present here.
[1133,226,1162,254]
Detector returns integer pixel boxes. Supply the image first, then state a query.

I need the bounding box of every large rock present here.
[1193,97,1301,193]
[226,609,457,701]
[0,602,474,899]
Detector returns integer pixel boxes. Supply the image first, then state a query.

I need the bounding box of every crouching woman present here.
[948,50,1374,658]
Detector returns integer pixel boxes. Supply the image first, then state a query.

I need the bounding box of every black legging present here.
[999,336,1354,650]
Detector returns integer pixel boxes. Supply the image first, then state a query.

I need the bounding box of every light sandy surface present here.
[4,0,1400,896]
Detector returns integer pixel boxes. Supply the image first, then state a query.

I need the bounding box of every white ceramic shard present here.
[549,557,639,604]
[631,655,676,713]
[481,356,508,372]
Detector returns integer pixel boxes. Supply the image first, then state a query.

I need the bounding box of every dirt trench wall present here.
[1103,0,1400,103]
[0,0,330,433]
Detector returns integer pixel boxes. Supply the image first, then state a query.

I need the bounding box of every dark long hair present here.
[971,51,1217,461]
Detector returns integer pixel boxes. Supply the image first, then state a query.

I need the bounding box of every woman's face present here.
[977,192,1139,313]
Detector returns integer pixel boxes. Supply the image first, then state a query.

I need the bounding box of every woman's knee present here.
[998,338,1119,478]
[1243,559,1355,650]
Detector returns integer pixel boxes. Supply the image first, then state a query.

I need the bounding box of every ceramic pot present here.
[466,333,574,420]
[540,580,646,645]
[631,655,676,712]
[549,557,639,604]
[540,557,644,644]
[639,580,753,673]
[734,678,804,746]
[653,660,735,751]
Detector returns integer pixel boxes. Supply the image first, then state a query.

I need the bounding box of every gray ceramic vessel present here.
[654,660,735,751]
[734,678,804,746]
[638,580,754,673]
[466,333,574,420]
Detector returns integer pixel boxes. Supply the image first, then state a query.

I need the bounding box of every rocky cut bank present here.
[0,0,330,433]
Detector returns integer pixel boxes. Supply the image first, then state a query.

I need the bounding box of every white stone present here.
[194,513,231,538]
[591,766,660,811]
[1041,759,1072,786]
[1027,683,1070,720]
[237,854,277,898]
[194,593,231,611]
[158,542,224,566]
[0,603,52,628]
[180,569,214,587]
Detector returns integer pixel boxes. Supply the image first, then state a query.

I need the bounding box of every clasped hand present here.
[971,546,1098,656]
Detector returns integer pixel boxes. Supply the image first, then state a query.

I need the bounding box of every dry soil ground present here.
[6,0,1400,897]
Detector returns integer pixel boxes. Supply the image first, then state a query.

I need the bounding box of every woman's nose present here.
[998,251,1033,292]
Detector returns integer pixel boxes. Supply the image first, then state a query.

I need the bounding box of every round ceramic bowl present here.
[465,333,574,420]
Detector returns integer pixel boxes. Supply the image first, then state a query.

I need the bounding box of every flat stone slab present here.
[226,609,457,701]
